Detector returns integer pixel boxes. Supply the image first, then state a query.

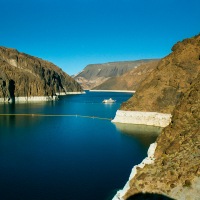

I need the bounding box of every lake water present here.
[0,91,161,200]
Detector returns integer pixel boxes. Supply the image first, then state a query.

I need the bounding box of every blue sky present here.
[0,0,199,75]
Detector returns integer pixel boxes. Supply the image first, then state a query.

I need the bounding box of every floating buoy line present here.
[0,113,112,121]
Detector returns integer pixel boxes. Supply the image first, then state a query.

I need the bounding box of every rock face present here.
[0,47,82,102]
[121,34,200,113]
[74,59,158,90]
[114,34,200,199]
[123,72,200,200]
[94,60,159,91]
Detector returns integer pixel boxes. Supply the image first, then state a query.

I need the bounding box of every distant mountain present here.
[74,59,159,90]
[0,46,82,102]
[93,60,159,90]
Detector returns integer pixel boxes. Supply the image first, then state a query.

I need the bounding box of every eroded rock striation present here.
[94,60,159,91]
[0,46,82,102]
[74,59,158,90]
[113,35,200,199]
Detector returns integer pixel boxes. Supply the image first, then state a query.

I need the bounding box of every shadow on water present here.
[0,102,54,129]
[127,193,175,200]
[114,123,163,148]
[0,102,16,128]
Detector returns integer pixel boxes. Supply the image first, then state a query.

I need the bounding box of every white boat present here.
[102,98,116,103]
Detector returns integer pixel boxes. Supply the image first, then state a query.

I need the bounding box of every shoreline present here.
[0,96,58,103]
[89,90,135,93]
[56,91,86,95]
[112,110,172,127]
[112,142,157,200]
[112,110,171,199]
[0,92,85,103]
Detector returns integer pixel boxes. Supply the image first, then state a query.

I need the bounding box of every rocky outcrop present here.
[121,72,200,200]
[113,34,200,199]
[0,46,82,102]
[94,60,159,91]
[74,59,158,90]
[121,34,200,113]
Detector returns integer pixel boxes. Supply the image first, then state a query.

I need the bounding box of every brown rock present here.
[121,34,200,113]
[121,34,200,199]
[74,59,159,90]
[93,60,159,91]
[0,46,82,101]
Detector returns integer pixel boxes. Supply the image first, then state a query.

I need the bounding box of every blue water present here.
[0,91,159,200]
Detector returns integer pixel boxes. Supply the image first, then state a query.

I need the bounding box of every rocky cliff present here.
[0,46,82,102]
[123,71,200,200]
[121,34,200,113]
[114,34,200,199]
[93,60,159,90]
[74,59,158,90]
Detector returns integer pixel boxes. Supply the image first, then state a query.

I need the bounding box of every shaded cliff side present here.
[93,60,159,90]
[121,34,200,113]
[0,47,82,101]
[74,59,158,90]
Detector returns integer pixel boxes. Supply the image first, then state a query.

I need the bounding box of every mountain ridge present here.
[93,60,159,91]
[0,46,82,102]
[74,59,159,90]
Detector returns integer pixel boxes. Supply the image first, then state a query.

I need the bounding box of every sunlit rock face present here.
[0,46,82,102]
[74,59,158,90]
[121,34,200,114]
[113,34,200,200]
[122,72,200,200]
[93,60,159,91]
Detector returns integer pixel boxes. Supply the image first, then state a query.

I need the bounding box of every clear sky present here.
[0,0,199,75]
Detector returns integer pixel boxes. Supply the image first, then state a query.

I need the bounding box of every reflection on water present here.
[0,102,55,129]
[114,123,163,148]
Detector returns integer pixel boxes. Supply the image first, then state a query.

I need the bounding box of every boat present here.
[102,98,116,103]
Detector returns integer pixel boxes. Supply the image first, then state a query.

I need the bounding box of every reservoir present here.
[0,91,161,200]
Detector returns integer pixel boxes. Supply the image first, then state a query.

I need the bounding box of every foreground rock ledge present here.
[112,110,172,128]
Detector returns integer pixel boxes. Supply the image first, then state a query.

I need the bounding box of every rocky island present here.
[0,47,83,103]
[113,34,200,199]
